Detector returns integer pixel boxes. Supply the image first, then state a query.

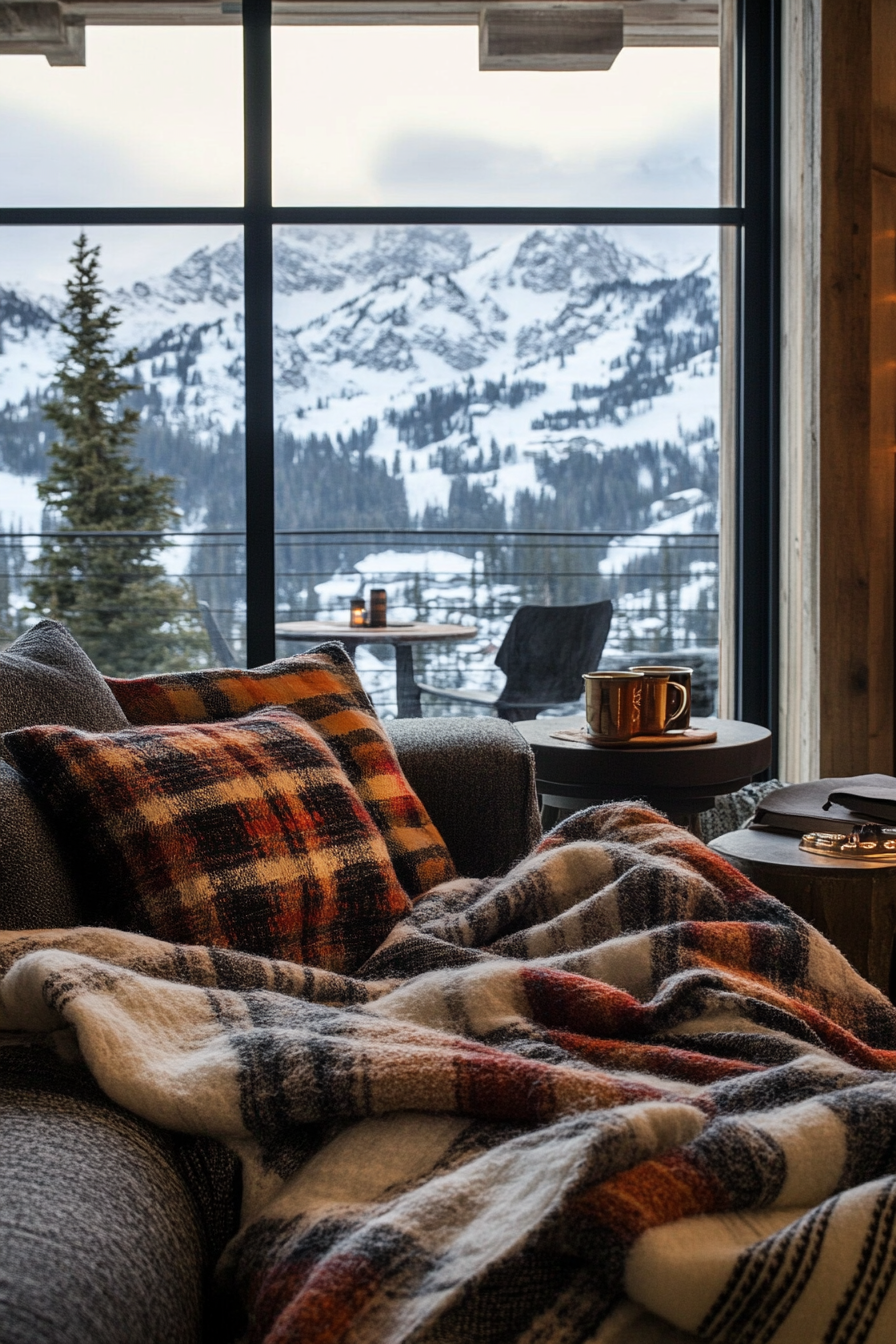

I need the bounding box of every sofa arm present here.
[386,716,541,878]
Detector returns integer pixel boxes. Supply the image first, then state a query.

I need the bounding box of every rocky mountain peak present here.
[127,241,244,310]
[360,226,472,285]
[273,225,474,297]
[0,288,56,348]
[510,226,644,294]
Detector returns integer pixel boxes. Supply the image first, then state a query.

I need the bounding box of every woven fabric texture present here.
[6,806,896,1341]
[0,761,82,930]
[0,1038,238,1344]
[0,620,127,765]
[106,643,455,897]
[3,706,411,972]
[385,716,541,877]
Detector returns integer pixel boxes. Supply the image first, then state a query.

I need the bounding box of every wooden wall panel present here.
[817,0,873,777]
[869,171,896,771]
[869,0,896,772]
[780,0,896,780]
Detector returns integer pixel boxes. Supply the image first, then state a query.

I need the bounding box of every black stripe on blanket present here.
[699,1200,833,1343]
[827,1178,896,1344]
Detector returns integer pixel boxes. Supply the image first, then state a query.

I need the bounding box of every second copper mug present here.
[629,668,689,733]
[629,665,693,729]
[583,671,644,742]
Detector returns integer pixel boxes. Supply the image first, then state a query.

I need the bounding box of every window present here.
[0,26,243,204]
[272,222,722,715]
[0,225,246,672]
[272,28,720,207]
[0,0,778,735]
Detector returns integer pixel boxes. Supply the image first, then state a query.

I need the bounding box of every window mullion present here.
[736,0,781,752]
[243,0,276,668]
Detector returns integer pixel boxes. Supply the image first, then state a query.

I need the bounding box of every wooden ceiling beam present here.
[0,2,85,60]
[1,0,717,62]
[50,0,718,45]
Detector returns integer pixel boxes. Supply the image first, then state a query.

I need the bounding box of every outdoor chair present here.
[417,599,613,722]
[198,600,238,666]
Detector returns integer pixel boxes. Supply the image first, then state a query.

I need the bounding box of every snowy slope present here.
[0,225,720,705]
[0,225,719,531]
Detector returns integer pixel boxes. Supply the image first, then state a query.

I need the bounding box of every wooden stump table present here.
[709,827,896,997]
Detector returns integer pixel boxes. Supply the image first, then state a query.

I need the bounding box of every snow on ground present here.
[0,468,199,581]
[0,471,43,539]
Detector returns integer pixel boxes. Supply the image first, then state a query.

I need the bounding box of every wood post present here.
[779,0,896,780]
[869,0,896,772]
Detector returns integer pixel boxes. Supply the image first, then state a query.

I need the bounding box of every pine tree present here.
[29,234,205,676]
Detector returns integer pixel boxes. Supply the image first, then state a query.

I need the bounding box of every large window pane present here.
[273,27,720,207]
[0,227,246,674]
[273,224,721,716]
[0,28,242,205]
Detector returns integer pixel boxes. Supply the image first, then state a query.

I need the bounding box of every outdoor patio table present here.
[515,714,772,834]
[275,620,478,718]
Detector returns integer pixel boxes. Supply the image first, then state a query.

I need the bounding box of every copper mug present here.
[583,671,644,742]
[629,665,692,729]
[629,668,689,734]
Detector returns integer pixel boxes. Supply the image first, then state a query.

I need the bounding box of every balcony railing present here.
[0,526,718,715]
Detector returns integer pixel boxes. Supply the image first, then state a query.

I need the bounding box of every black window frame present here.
[0,0,780,748]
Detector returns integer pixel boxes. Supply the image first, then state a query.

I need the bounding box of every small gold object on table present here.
[349,600,367,628]
[800,825,896,862]
[629,669,688,734]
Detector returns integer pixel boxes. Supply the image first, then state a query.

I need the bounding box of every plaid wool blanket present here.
[3,803,896,1343]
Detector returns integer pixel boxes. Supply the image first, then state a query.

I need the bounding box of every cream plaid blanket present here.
[3,803,896,1343]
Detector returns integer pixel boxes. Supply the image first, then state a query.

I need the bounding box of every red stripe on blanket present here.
[646,837,776,906]
[521,967,646,1038]
[544,1030,762,1084]
[520,958,896,1074]
[571,1148,727,1243]
[452,1049,667,1119]
[254,1247,395,1344]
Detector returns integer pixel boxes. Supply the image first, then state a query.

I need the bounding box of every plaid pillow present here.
[3,707,411,973]
[105,643,456,897]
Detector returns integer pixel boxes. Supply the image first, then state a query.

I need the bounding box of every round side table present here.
[515,715,772,833]
[710,827,896,997]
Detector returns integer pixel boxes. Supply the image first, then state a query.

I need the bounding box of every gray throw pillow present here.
[0,761,82,929]
[0,620,127,765]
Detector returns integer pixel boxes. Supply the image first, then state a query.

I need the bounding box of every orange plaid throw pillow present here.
[105,643,455,897]
[4,707,411,972]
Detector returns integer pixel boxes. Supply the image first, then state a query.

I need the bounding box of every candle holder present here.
[369,588,387,628]
[349,600,367,628]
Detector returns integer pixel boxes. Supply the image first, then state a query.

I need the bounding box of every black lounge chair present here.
[417,599,613,723]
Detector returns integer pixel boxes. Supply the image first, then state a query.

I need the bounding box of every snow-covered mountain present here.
[0,225,720,704]
[0,224,718,525]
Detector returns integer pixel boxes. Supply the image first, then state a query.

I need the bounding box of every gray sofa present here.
[0,623,541,1344]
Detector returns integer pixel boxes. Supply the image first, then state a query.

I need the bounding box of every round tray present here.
[549,726,718,749]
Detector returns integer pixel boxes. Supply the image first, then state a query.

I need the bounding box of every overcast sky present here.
[0,24,719,286]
